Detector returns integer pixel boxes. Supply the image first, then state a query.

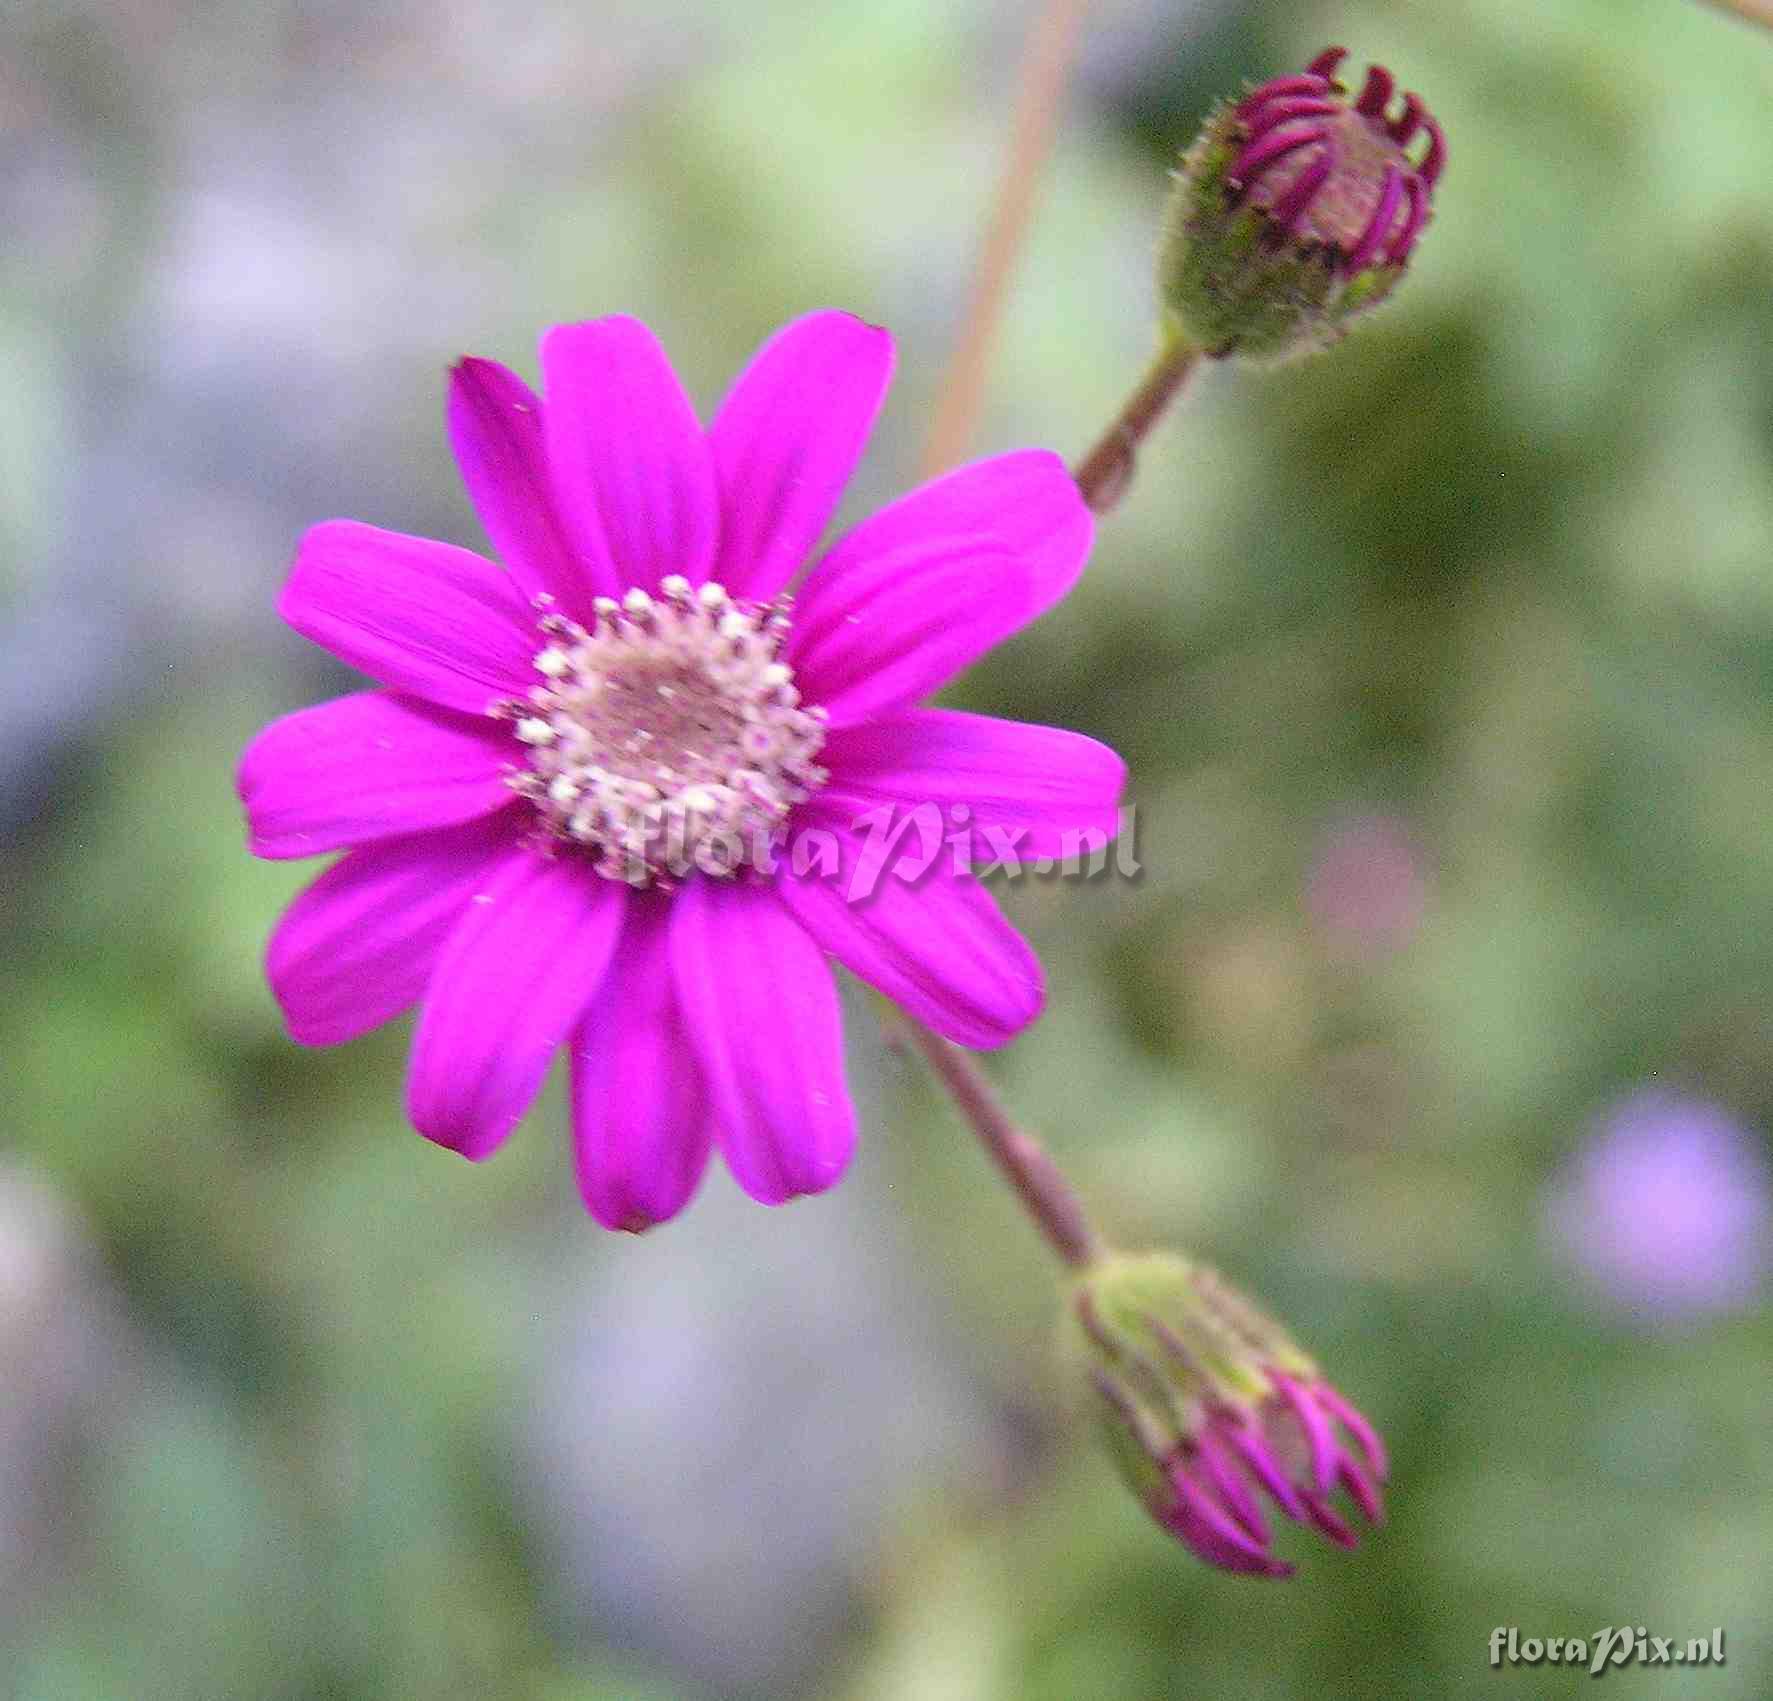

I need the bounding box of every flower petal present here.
[1221,1419,1307,1521]
[1168,1473,1293,1577]
[569,892,714,1231]
[540,317,718,593]
[1316,1381,1389,1482]
[448,356,613,611]
[1336,1455,1384,1525]
[407,849,625,1161]
[785,534,1031,726]
[772,807,1044,1048]
[1194,1431,1270,1543]
[266,809,521,1046]
[820,707,1126,864]
[808,448,1092,626]
[1272,1373,1339,1497]
[1300,1491,1359,1549]
[707,311,894,601]
[668,877,856,1205]
[279,520,539,714]
[239,690,514,860]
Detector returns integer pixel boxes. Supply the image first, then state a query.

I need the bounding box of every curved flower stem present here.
[1700,0,1773,28]
[905,1019,1104,1269]
[920,0,1092,477]
[1071,335,1202,512]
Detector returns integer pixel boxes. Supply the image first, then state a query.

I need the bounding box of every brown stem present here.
[1700,0,1773,28]
[920,0,1092,477]
[905,1020,1103,1269]
[1070,338,1201,513]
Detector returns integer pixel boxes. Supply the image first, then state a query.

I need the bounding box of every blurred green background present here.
[5,0,1773,1695]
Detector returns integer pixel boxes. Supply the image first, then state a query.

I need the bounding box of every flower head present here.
[1159,46,1443,362]
[239,312,1125,1229]
[1069,1252,1386,1577]
[1543,1088,1773,1327]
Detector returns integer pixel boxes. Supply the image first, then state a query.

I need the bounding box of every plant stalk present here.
[1070,335,1201,512]
[905,1020,1103,1269]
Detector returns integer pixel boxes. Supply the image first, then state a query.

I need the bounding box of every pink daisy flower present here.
[239,311,1125,1229]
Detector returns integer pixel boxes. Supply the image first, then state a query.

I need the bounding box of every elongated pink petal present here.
[707,311,894,601]
[540,317,718,593]
[279,520,538,714]
[1317,1382,1389,1481]
[569,892,713,1231]
[266,809,522,1045]
[786,534,1030,727]
[1272,1373,1339,1497]
[1219,1418,1307,1521]
[407,849,625,1161]
[447,356,614,611]
[772,806,1043,1048]
[1166,1472,1292,1577]
[819,708,1126,864]
[238,690,513,860]
[1345,166,1404,273]
[668,877,855,1205]
[1193,1433,1269,1543]
[1300,1491,1358,1548]
[1237,73,1332,119]
[807,448,1092,627]
[1336,1456,1383,1524]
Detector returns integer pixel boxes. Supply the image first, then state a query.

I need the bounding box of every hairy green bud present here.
[1159,47,1443,363]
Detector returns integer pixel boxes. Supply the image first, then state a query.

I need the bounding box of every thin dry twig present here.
[1699,0,1773,29]
[919,0,1092,476]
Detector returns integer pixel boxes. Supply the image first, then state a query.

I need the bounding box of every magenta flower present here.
[239,312,1124,1229]
[1073,1253,1386,1579]
[1159,46,1445,361]
[1229,47,1444,276]
[1136,1370,1387,1579]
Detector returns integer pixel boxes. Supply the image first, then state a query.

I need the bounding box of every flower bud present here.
[1159,47,1443,362]
[1066,1251,1386,1577]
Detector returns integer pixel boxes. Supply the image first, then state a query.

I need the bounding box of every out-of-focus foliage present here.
[4,0,1773,1696]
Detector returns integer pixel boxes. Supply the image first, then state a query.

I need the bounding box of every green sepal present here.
[1157,100,1407,365]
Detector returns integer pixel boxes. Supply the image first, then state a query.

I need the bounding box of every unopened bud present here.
[1066,1251,1387,1577]
[1159,46,1443,363]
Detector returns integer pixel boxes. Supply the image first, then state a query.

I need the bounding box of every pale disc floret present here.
[494,575,829,885]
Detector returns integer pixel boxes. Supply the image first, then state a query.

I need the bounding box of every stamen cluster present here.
[495,577,828,885]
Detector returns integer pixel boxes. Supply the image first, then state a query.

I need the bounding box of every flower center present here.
[497,576,828,885]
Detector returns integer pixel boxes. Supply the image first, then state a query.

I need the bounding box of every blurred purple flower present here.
[238,311,1124,1229]
[1543,1090,1773,1326]
[1304,812,1426,962]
